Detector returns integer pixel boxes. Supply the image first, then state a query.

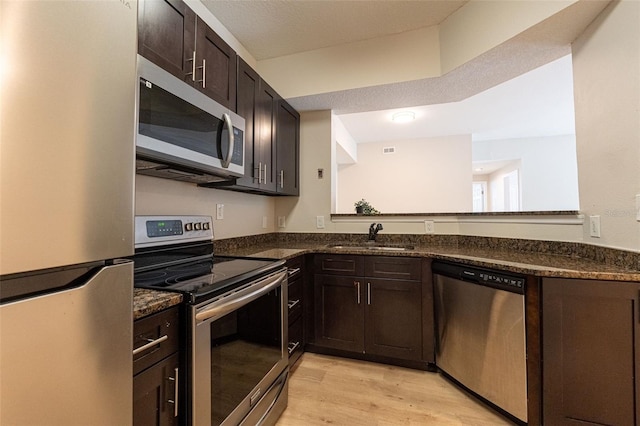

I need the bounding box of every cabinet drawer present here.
[134,306,180,375]
[365,256,421,281]
[288,316,304,366]
[315,254,364,276]
[288,277,303,324]
[286,256,303,281]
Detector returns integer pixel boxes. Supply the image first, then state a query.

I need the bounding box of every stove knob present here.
[185,222,193,232]
[203,222,210,230]
[194,222,202,230]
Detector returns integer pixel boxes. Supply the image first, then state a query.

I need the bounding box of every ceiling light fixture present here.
[391,111,415,123]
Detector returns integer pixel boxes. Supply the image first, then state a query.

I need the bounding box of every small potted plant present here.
[354,199,380,215]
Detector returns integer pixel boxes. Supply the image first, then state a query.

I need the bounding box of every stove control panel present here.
[135,215,213,248]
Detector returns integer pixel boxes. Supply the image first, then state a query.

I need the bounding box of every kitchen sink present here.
[326,243,414,251]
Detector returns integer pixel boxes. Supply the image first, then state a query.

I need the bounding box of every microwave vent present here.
[383,147,396,154]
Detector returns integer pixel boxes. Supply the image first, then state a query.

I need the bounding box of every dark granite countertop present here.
[221,242,640,282]
[133,288,182,320]
[134,236,640,320]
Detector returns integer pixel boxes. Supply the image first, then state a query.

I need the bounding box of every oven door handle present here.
[195,270,286,323]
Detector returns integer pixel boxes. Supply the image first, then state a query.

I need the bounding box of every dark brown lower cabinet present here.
[133,306,181,426]
[365,279,422,360]
[312,255,424,364]
[314,275,364,352]
[134,353,180,426]
[543,278,640,425]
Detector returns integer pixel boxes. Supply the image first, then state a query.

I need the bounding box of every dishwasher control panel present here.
[478,272,524,289]
[434,261,525,294]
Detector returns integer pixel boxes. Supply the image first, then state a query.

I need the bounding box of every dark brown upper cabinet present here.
[276,100,300,195]
[232,58,277,191]
[214,58,300,196]
[138,0,236,110]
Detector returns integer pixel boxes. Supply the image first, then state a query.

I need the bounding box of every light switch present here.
[589,215,600,238]
[216,204,224,220]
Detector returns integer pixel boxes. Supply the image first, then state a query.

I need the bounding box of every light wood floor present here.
[276,353,513,426]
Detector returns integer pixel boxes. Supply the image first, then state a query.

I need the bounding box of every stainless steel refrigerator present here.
[0,1,137,424]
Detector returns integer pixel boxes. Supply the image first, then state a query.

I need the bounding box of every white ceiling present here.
[201,0,468,60]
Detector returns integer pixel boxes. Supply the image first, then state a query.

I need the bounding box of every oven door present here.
[192,269,288,426]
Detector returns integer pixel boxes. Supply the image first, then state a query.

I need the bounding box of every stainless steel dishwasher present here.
[433,261,527,424]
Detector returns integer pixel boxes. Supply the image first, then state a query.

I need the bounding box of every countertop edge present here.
[135,243,640,319]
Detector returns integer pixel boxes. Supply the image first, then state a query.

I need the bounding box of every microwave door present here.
[135,56,245,179]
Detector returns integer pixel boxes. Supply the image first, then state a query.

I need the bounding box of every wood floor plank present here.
[276,353,513,426]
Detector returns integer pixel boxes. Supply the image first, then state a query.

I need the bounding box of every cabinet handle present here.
[132,334,168,355]
[196,59,206,88]
[355,281,361,304]
[287,341,300,355]
[367,282,371,305]
[287,299,300,309]
[185,51,196,81]
[264,163,268,184]
[279,170,284,188]
[287,267,301,276]
[258,162,262,184]
[167,367,179,417]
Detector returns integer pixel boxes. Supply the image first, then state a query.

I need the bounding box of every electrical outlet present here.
[278,216,286,228]
[316,215,325,229]
[262,216,268,229]
[636,194,640,221]
[216,204,224,220]
[424,220,435,234]
[589,215,601,238]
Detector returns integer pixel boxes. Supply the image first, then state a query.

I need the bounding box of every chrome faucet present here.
[368,223,383,241]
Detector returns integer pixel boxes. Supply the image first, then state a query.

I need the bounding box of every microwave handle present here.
[221,113,234,168]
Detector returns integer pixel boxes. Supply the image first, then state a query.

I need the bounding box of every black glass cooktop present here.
[134,248,284,303]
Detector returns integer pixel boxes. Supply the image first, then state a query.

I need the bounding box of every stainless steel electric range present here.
[133,215,289,426]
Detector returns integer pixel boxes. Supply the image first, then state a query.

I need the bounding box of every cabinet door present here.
[134,352,180,426]
[235,58,261,189]
[543,278,640,425]
[138,0,195,82]
[275,100,300,195]
[195,17,237,110]
[314,274,364,352]
[365,279,422,360]
[257,79,279,192]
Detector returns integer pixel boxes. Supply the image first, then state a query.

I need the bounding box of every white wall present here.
[336,136,472,214]
[256,27,440,99]
[275,111,335,233]
[334,116,358,165]
[572,0,640,251]
[135,175,275,239]
[439,1,575,74]
[473,135,579,211]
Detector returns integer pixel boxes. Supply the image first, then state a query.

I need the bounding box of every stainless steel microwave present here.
[135,55,245,184]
